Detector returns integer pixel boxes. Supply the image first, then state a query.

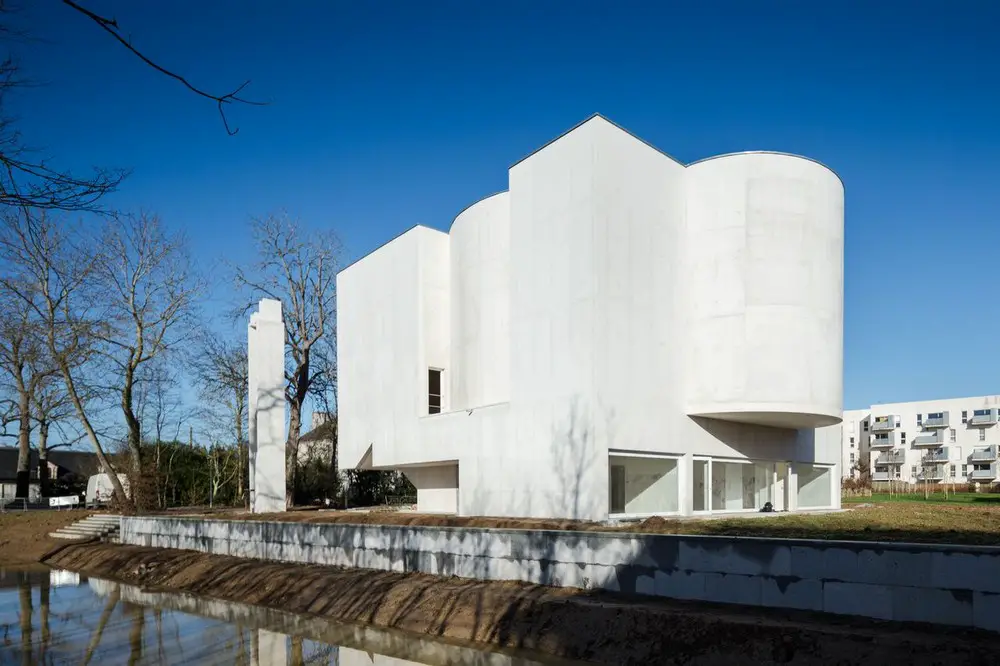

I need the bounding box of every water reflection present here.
[0,567,579,665]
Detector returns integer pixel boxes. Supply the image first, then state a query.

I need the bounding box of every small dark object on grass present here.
[760,502,774,513]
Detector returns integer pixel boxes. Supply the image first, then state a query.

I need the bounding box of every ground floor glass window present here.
[608,454,679,515]
[796,463,833,508]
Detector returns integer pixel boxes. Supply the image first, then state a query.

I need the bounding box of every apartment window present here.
[963,410,968,424]
[981,429,987,442]
[951,464,957,477]
[428,368,442,414]
[863,421,869,432]
[950,428,957,443]
[963,464,969,476]
[917,413,922,424]
[901,432,906,445]
[850,436,855,447]
[850,453,855,463]
[895,417,901,427]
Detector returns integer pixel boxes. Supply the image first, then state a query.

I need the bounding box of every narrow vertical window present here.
[428,368,442,414]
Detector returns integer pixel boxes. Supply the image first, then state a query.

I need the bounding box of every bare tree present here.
[0,292,55,497]
[0,208,129,505]
[31,372,81,496]
[192,334,249,505]
[134,360,184,509]
[233,214,341,508]
[94,212,201,508]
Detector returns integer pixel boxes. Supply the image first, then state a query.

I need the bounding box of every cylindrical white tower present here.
[449,192,511,411]
[683,153,844,429]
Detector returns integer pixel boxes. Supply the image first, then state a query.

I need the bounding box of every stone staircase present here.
[49,514,121,542]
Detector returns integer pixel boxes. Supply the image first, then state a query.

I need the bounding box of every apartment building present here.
[841,409,871,479]
[840,396,1000,484]
[338,114,844,520]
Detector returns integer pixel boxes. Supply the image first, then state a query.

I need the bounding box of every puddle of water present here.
[0,565,583,665]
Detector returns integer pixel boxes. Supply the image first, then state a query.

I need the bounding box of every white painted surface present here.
[684,154,844,430]
[402,465,458,514]
[249,299,286,513]
[338,115,844,520]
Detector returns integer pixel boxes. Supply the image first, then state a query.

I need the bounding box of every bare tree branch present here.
[61,0,266,135]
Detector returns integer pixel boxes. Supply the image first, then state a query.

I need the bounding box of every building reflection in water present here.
[0,567,576,665]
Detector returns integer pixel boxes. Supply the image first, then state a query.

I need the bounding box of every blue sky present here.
[11,0,1000,411]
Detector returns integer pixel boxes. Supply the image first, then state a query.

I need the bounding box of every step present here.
[49,532,91,540]
[59,525,115,534]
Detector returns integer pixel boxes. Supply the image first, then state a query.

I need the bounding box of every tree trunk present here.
[285,397,302,509]
[38,420,50,498]
[122,366,144,509]
[40,575,50,663]
[18,577,32,666]
[57,358,131,510]
[235,389,246,508]
[15,388,31,499]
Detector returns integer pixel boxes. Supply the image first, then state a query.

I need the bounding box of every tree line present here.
[0,4,414,512]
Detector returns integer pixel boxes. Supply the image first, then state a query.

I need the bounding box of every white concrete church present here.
[338,115,844,521]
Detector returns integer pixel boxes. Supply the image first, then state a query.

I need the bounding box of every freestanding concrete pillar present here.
[248,298,286,513]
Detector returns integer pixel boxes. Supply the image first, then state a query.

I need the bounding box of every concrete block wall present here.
[122,517,1000,633]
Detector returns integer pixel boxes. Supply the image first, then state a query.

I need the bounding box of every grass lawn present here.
[210,501,1000,547]
[843,492,1000,505]
[663,503,1000,546]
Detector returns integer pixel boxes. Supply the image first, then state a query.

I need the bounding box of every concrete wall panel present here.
[123,517,1000,633]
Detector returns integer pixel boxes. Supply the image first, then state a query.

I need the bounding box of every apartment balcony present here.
[922,411,950,429]
[870,432,898,449]
[970,409,999,427]
[872,470,892,482]
[874,450,906,465]
[871,416,897,432]
[971,446,999,463]
[922,448,950,464]
[971,465,998,481]
[921,464,947,480]
[912,430,946,447]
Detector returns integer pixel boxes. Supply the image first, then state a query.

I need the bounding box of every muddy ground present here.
[0,509,93,565]
[45,542,1000,665]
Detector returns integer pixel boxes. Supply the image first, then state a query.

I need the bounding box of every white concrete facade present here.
[248,298,287,513]
[338,115,844,520]
[841,395,1000,484]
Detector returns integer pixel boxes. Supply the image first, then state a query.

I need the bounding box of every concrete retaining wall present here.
[122,517,1000,632]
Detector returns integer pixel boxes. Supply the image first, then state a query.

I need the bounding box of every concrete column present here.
[678,453,693,516]
[250,299,286,513]
[787,464,798,512]
[255,629,287,666]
